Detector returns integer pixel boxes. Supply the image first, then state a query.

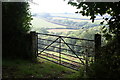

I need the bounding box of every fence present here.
[30,31,101,72]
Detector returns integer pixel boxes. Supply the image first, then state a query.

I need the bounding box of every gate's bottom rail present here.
[38,55,81,71]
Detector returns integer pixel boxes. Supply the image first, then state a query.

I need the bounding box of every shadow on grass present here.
[2,58,81,79]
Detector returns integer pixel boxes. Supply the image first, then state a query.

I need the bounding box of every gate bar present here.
[60,37,85,65]
[39,37,59,54]
[37,33,94,41]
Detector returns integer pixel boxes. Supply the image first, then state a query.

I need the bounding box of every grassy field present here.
[48,29,78,33]
[31,17,80,33]
[50,13,102,21]
[31,15,101,33]
[52,17,91,22]
[31,17,66,29]
[2,58,81,79]
[52,17,102,23]
[51,13,90,19]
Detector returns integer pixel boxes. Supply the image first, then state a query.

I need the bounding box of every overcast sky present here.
[29,0,78,13]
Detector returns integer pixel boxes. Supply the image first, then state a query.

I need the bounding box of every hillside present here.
[31,17,67,31]
[31,13,103,33]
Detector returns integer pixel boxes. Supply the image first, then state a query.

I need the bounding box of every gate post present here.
[59,37,61,64]
[94,34,101,62]
[30,31,37,62]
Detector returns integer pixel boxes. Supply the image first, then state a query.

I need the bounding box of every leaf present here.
[104,33,112,40]
[68,2,77,6]
[75,11,79,13]
[83,6,87,10]
[102,29,107,33]
[102,26,106,29]
[100,21,104,25]
[105,18,108,21]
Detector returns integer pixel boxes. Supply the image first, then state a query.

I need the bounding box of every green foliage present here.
[85,39,120,78]
[3,2,32,59]
[68,2,120,40]
[87,42,120,78]
[67,2,120,78]
[3,2,32,33]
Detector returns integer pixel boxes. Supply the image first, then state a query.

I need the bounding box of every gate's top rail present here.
[37,33,94,42]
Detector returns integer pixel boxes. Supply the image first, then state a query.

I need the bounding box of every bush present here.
[87,38,120,78]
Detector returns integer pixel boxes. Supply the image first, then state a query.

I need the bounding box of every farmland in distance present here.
[30,13,103,33]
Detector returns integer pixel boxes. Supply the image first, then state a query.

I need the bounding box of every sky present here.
[29,0,78,13]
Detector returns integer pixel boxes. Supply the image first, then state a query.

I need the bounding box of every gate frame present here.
[30,31,101,72]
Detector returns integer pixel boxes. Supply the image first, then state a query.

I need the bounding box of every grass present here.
[2,58,81,79]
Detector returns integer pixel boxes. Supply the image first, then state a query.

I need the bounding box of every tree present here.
[67,1,120,78]
[68,2,120,40]
[3,2,32,59]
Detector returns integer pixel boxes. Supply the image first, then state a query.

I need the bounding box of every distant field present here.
[52,16,102,23]
[31,17,67,29]
[51,13,88,19]
[31,17,79,33]
[31,16,101,33]
[50,13,102,24]
[52,17,91,22]
[51,13,102,21]
[48,29,78,33]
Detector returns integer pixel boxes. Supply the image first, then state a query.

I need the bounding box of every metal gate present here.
[37,33,95,71]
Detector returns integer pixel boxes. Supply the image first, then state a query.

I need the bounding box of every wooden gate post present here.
[94,34,101,62]
[30,31,37,62]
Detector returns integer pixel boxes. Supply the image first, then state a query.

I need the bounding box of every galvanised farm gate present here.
[30,31,101,72]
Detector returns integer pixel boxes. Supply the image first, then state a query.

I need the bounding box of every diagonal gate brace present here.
[38,37,60,54]
[60,37,85,65]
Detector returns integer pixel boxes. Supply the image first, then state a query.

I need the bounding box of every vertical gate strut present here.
[59,36,61,64]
